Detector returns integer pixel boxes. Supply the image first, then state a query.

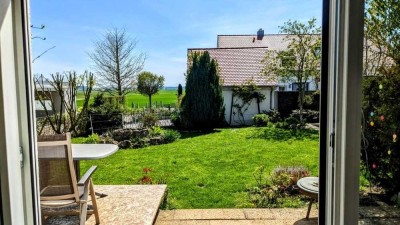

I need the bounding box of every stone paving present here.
[43,184,400,225]
[155,206,400,225]
[155,208,318,225]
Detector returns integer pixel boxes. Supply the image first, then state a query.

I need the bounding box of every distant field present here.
[76,89,179,108]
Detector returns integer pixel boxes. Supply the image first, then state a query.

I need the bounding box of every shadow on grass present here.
[248,127,319,141]
[179,129,221,139]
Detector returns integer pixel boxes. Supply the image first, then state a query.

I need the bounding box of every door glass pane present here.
[31,0,323,223]
[359,0,400,223]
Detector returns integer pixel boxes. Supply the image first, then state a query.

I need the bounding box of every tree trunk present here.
[298,85,304,125]
[149,95,152,112]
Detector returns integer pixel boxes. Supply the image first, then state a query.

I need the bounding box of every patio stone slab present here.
[156,206,398,225]
[359,206,391,218]
[222,209,246,220]
[156,208,318,225]
[173,209,227,220]
[243,208,275,220]
[86,185,167,225]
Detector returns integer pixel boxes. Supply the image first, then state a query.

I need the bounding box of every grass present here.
[76,89,179,108]
[77,127,319,209]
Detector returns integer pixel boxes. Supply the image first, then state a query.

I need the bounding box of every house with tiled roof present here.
[217,30,319,91]
[187,29,318,125]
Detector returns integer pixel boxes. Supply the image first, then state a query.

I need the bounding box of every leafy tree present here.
[137,71,165,110]
[360,0,400,195]
[180,51,224,130]
[362,70,400,195]
[177,83,183,97]
[261,18,321,123]
[89,28,146,100]
[34,71,94,135]
[364,0,399,76]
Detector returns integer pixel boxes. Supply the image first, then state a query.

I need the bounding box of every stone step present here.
[86,185,167,225]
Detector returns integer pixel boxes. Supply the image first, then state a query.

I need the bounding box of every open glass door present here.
[0,0,39,224]
[320,0,364,224]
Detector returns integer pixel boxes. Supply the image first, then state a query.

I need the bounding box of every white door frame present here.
[0,0,39,224]
[321,0,364,224]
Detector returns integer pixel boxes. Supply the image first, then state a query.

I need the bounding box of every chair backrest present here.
[37,133,79,202]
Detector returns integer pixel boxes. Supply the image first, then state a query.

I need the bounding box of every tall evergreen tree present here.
[181,51,224,130]
[177,83,183,97]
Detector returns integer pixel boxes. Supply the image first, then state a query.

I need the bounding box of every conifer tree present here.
[181,51,224,129]
[177,83,183,97]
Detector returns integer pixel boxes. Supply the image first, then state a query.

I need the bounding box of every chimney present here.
[257,28,264,40]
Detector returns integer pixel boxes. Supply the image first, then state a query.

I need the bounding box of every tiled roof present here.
[188,47,277,86]
[217,34,291,50]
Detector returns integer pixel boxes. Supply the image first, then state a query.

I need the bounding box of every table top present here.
[297,177,319,194]
[71,144,119,160]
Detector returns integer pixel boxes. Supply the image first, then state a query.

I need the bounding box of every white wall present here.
[223,86,275,125]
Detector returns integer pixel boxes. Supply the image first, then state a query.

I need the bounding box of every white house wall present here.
[223,87,275,125]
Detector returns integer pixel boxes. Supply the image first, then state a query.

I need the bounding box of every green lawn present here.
[76,89,179,108]
[78,127,319,209]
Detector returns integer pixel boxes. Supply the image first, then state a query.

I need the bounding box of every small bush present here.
[272,166,310,186]
[142,113,158,128]
[149,126,163,137]
[86,93,123,134]
[163,129,181,143]
[284,116,302,129]
[264,110,281,123]
[171,111,181,128]
[131,136,150,148]
[252,114,269,127]
[82,133,100,144]
[247,166,310,208]
[291,110,319,123]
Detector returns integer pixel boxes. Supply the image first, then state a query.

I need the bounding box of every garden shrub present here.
[247,166,309,208]
[290,110,319,123]
[248,166,281,208]
[149,126,163,137]
[86,93,123,134]
[163,129,181,143]
[81,133,100,144]
[362,72,400,195]
[142,113,158,128]
[284,116,302,129]
[272,166,310,186]
[131,136,150,149]
[252,114,269,127]
[170,110,182,128]
[263,110,281,123]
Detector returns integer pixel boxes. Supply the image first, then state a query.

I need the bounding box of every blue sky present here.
[30,0,322,86]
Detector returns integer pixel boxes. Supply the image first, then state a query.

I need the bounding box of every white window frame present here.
[0,0,39,224]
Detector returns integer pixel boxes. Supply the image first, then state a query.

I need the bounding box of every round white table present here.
[297,177,319,219]
[72,144,119,197]
[72,144,119,161]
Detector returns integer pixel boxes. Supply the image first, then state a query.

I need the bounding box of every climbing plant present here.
[231,80,265,125]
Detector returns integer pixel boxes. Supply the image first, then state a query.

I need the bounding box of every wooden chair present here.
[37,133,100,225]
